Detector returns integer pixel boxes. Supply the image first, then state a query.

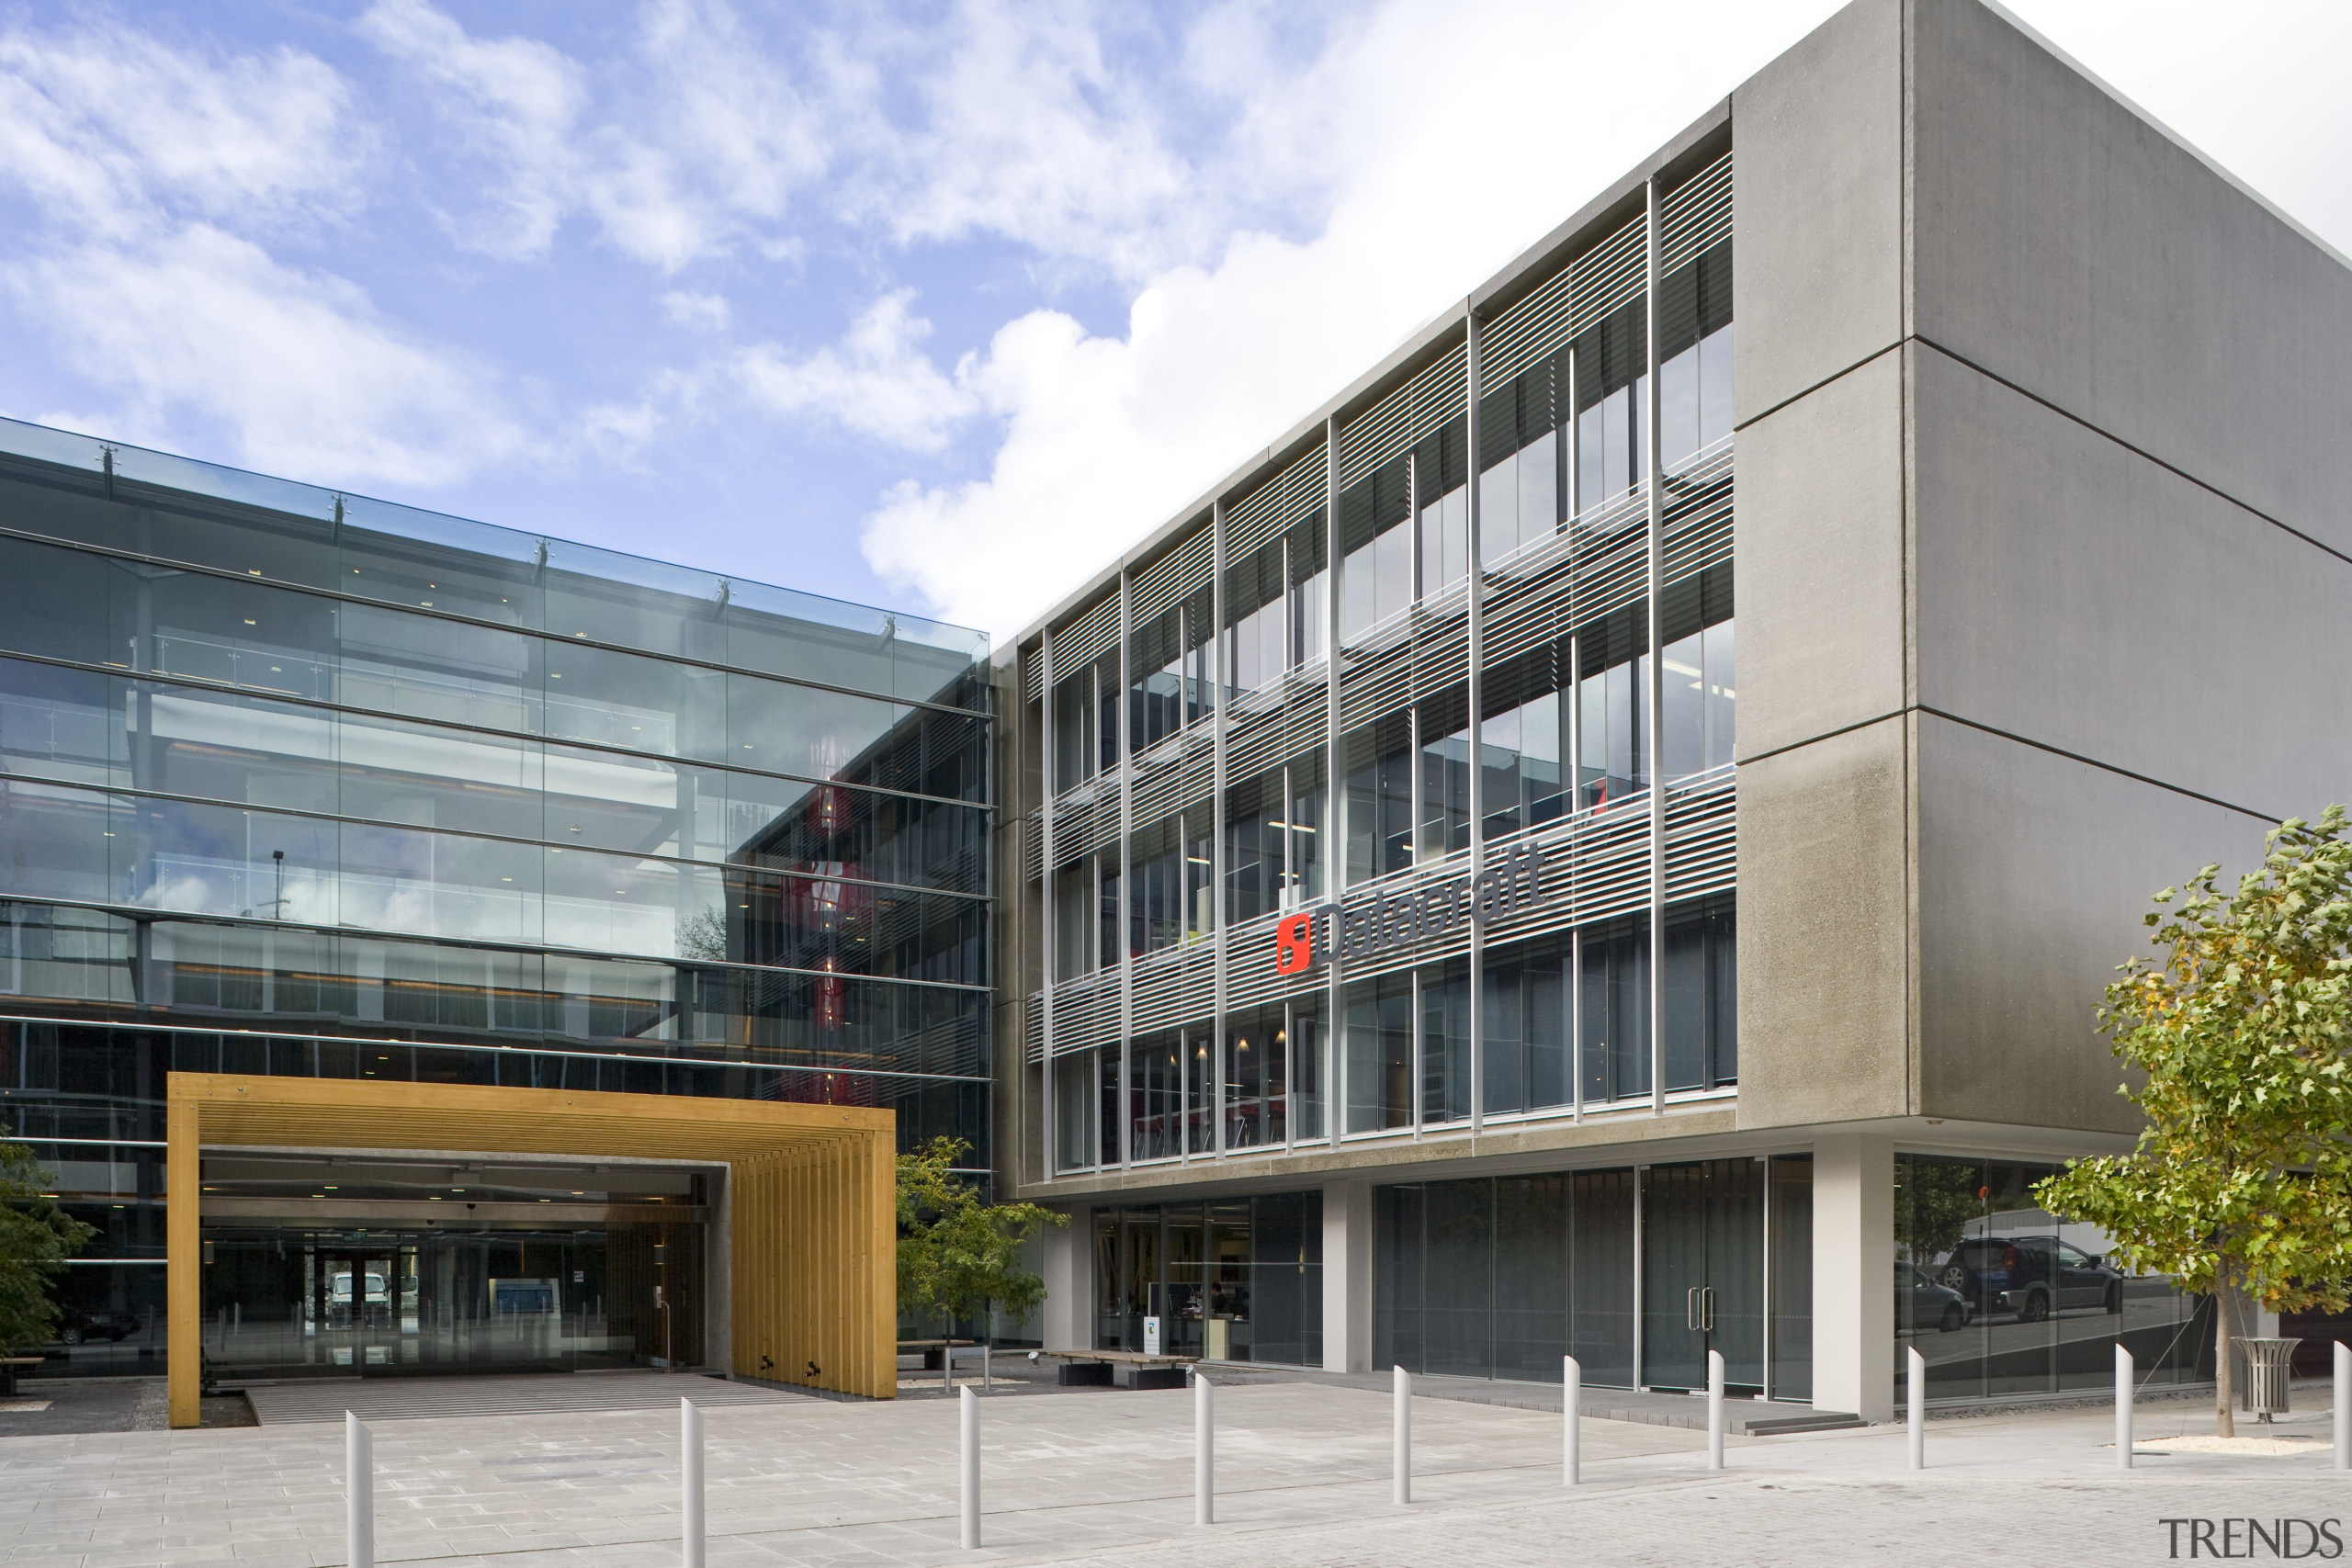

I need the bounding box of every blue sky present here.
[1,0,2346,645]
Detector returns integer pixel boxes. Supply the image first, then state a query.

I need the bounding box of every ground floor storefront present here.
[1041,1133,2213,1417]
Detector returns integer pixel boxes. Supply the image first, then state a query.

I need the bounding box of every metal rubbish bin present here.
[2239,1337,2302,1420]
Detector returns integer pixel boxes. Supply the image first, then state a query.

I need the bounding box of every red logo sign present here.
[1273,910,1317,976]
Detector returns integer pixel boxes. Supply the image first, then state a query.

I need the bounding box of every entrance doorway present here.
[315,1250,401,1369]
[1641,1157,1763,1393]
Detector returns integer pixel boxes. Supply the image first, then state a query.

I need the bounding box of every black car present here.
[54,1308,139,1346]
[1936,1235,2123,1321]
[1897,1263,1972,1333]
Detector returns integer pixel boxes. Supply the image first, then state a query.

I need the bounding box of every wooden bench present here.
[1038,1348,1194,1391]
[0,1357,43,1397]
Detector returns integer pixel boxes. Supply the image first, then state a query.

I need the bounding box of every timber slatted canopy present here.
[164,1072,894,1427]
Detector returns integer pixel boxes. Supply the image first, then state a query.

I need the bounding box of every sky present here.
[0,0,2346,649]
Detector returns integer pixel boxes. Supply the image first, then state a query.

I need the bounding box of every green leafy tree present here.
[1897,1160,1984,1266]
[2035,807,2352,1437]
[896,1136,1066,1336]
[0,1143,96,1353]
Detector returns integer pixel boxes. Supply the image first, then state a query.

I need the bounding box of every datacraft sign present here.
[1273,840,1548,976]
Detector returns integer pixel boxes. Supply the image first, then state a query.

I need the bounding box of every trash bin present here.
[2239,1337,2302,1421]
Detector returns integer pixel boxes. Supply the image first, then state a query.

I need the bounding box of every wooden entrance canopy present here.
[166,1071,894,1427]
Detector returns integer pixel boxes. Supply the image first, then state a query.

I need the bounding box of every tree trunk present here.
[2215,1272,2238,1439]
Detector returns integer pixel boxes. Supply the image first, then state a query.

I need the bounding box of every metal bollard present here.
[1907,1346,1926,1471]
[682,1397,705,1568]
[345,1412,373,1568]
[2116,1342,2133,1471]
[1393,1366,1411,1505]
[1563,1354,1581,1486]
[2336,1342,2350,1472]
[1194,1371,1214,1526]
[1706,1348,1725,1471]
[960,1384,980,1549]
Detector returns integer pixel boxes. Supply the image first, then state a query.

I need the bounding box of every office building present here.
[0,418,990,1420]
[994,0,2352,1417]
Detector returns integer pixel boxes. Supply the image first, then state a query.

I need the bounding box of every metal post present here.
[1563,1354,1581,1486]
[681,1397,705,1568]
[345,1411,373,1568]
[944,1339,952,1396]
[1906,1347,1925,1472]
[2335,1341,2350,1472]
[2116,1342,2133,1470]
[984,1342,992,1394]
[1194,1371,1215,1526]
[1393,1366,1411,1505]
[960,1384,980,1549]
[1705,1348,1725,1470]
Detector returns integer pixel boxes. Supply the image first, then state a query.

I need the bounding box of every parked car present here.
[54,1308,138,1346]
[1936,1235,2123,1321]
[1897,1263,1972,1333]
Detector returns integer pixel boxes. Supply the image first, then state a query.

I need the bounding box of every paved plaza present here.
[4,1377,2348,1568]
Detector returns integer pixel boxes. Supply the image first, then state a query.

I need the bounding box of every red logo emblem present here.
[1274,910,1316,976]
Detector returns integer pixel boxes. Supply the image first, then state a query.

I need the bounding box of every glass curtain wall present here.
[1091,1194,1324,1363]
[1379,1156,1812,1393]
[1895,1153,2211,1404]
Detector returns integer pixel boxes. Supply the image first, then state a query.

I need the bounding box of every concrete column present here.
[1323,1180,1374,1372]
[1811,1134,1894,1421]
[1040,1204,1090,1352]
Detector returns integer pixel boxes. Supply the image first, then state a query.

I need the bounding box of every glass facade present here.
[1020,144,1741,1179]
[0,414,991,1380]
[1091,1193,1323,1364]
[1895,1153,2211,1404]
[1375,1156,1812,1396]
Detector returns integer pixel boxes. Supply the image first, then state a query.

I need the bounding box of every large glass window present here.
[1895,1153,2211,1404]
[1343,970,1413,1134]
[1051,667,1095,794]
[1283,754,1327,908]
[1417,686,1471,863]
[1579,914,1651,1104]
[1482,931,1570,1117]
[1480,644,1568,840]
[1419,959,1472,1125]
[1338,455,1411,645]
[1342,714,1413,886]
[1128,816,1182,957]
[1657,238,1735,472]
[1226,768,1283,929]
[1288,508,1329,671]
[1661,896,1736,1091]
[1091,1195,1323,1364]
[1477,351,1565,568]
[1661,563,1736,784]
[1577,603,1650,811]
[1414,419,1470,599]
[1128,1030,1182,1163]
[1052,855,1095,980]
[1223,537,1286,698]
[1223,1006,1288,1152]
[1574,297,1649,515]
[1291,1006,1327,1144]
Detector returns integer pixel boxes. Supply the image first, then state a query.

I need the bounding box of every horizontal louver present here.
[1339,342,1467,488]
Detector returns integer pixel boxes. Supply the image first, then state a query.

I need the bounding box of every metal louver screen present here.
[1227,446,1324,562]
[1658,148,1733,276]
[1339,341,1466,488]
[1131,521,1213,624]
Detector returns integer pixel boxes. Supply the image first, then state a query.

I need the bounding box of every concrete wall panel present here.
[1912,712,2270,1133]
[1910,344,2352,818]
[1731,0,1904,424]
[1736,348,1907,761]
[1736,715,1912,1128]
[1909,0,2352,554]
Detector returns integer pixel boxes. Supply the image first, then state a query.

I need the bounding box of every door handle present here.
[1686,1286,1699,1331]
[1702,1287,1717,1333]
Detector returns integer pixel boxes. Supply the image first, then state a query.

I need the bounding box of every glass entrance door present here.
[1641,1159,1763,1393]
[316,1250,398,1370]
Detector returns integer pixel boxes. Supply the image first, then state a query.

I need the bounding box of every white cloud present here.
[736,291,976,452]
[661,289,733,329]
[356,0,588,259]
[0,17,364,238]
[860,0,1846,638]
[7,224,524,488]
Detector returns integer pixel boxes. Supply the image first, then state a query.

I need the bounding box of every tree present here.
[896,1136,1066,1336]
[2035,807,2352,1438]
[0,1143,96,1353]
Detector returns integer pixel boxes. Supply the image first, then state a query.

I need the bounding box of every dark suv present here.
[1936,1235,2123,1321]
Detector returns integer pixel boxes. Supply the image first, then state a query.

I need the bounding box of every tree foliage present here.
[0,1143,96,1352]
[2034,807,2352,1435]
[896,1136,1066,1328]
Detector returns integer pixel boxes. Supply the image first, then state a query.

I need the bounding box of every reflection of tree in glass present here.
[1897,1158,1982,1265]
[675,908,728,963]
